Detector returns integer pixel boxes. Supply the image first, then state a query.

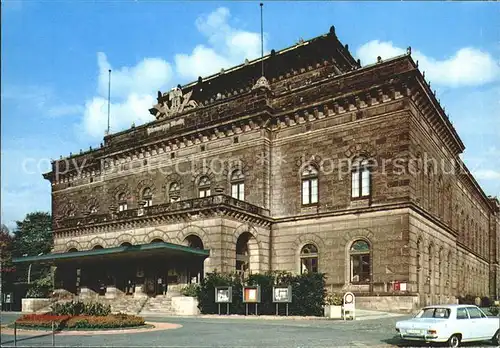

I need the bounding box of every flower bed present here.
[15,313,145,330]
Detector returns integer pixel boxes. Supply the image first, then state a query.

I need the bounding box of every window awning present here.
[12,241,210,265]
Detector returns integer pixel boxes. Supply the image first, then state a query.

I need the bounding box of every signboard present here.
[343,292,356,320]
[215,286,232,303]
[243,286,261,303]
[4,293,13,304]
[272,286,292,303]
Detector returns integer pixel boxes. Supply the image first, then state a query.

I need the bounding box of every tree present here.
[1,224,15,309]
[12,212,53,284]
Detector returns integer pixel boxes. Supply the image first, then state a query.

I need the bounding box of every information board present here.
[242,286,261,303]
[215,286,232,303]
[272,286,292,303]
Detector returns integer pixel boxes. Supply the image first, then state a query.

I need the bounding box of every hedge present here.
[196,271,327,316]
[15,313,145,329]
[51,301,111,316]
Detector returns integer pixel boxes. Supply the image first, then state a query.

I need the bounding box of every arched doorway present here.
[121,242,132,247]
[183,235,205,284]
[235,232,258,278]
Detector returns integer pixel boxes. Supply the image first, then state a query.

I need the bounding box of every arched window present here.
[416,239,422,292]
[185,235,204,250]
[231,170,245,201]
[301,165,318,205]
[236,233,251,275]
[300,244,318,274]
[89,205,97,214]
[118,193,127,212]
[351,157,371,198]
[198,176,211,198]
[169,182,181,203]
[142,187,152,207]
[350,240,370,283]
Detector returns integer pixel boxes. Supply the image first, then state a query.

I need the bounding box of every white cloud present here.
[175,7,264,81]
[356,40,500,87]
[474,169,500,180]
[80,53,172,138]
[82,7,264,138]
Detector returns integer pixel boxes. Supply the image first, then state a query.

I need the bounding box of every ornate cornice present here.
[53,194,271,238]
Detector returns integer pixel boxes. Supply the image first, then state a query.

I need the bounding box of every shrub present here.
[324,292,343,306]
[489,306,500,316]
[26,273,54,298]
[196,270,326,316]
[51,301,111,316]
[15,313,145,329]
[481,296,492,307]
[181,284,200,297]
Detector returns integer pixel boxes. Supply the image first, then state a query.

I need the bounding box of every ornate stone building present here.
[17,26,500,310]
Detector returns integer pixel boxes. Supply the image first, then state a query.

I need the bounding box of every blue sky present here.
[2,1,499,229]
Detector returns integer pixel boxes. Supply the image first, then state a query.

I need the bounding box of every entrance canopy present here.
[12,241,210,265]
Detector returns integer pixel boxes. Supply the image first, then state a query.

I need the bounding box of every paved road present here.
[0,312,497,347]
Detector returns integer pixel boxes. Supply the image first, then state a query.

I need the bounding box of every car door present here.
[456,307,472,341]
[465,306,488,340]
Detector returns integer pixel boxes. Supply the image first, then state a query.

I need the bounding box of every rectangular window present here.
[310,178,318,204]
[351,254,370,283]
[144,199,152,207]
[361,170,370,196]
[351,172,360,198]
[302,178,318,205]
[119,203,127,212]
[302,180,310,205]
[199,188,210,198]
[232,182,245,200]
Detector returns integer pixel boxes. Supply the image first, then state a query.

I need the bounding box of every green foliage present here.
[51,301,111,316]
[197,271,326,316]
[16,313,145,329]
[324,292,343,306]
[181,283,200,297]
[26,271,53,298]
[12,212,53,284]
[489,306,499,316]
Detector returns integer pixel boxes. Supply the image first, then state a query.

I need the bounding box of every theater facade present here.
[16,26,500,310]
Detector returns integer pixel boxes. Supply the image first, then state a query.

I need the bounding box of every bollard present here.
[52,321,55,347]
[14,321,17,347]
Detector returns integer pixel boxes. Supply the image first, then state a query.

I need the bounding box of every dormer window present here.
[118,193,127,212]
[169,182,181,202]
[230,170,245,201]
[142,187,152,207]
[198,176,211,198]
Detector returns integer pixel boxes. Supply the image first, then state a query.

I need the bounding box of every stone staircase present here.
[139,294,176,315]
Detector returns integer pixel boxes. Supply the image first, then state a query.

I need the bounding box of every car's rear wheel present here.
[492,329,500,345]
[447,334,461,348]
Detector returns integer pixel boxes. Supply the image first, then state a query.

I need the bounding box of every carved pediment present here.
[149,87,198,120]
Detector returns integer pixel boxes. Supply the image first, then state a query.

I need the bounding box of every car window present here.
[417,308,450,319]
[467,307,485,319]
[457,308,469,320]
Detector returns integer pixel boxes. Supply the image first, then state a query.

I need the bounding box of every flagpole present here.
[107,69,111,135]
[260,3,264,76]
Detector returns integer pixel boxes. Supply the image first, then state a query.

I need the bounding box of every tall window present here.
[142,187,152,207]
[231,170,245,201]
[198,176,211,198]
[428,245,433,284]
[301,165,318,205]
[300,244,318,274]
[351,157,371,198]
[350,240,370,283]
[118,193,127,212]
[169,182,180,202]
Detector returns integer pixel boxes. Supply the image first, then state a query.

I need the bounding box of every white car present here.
[395,304,500,347]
